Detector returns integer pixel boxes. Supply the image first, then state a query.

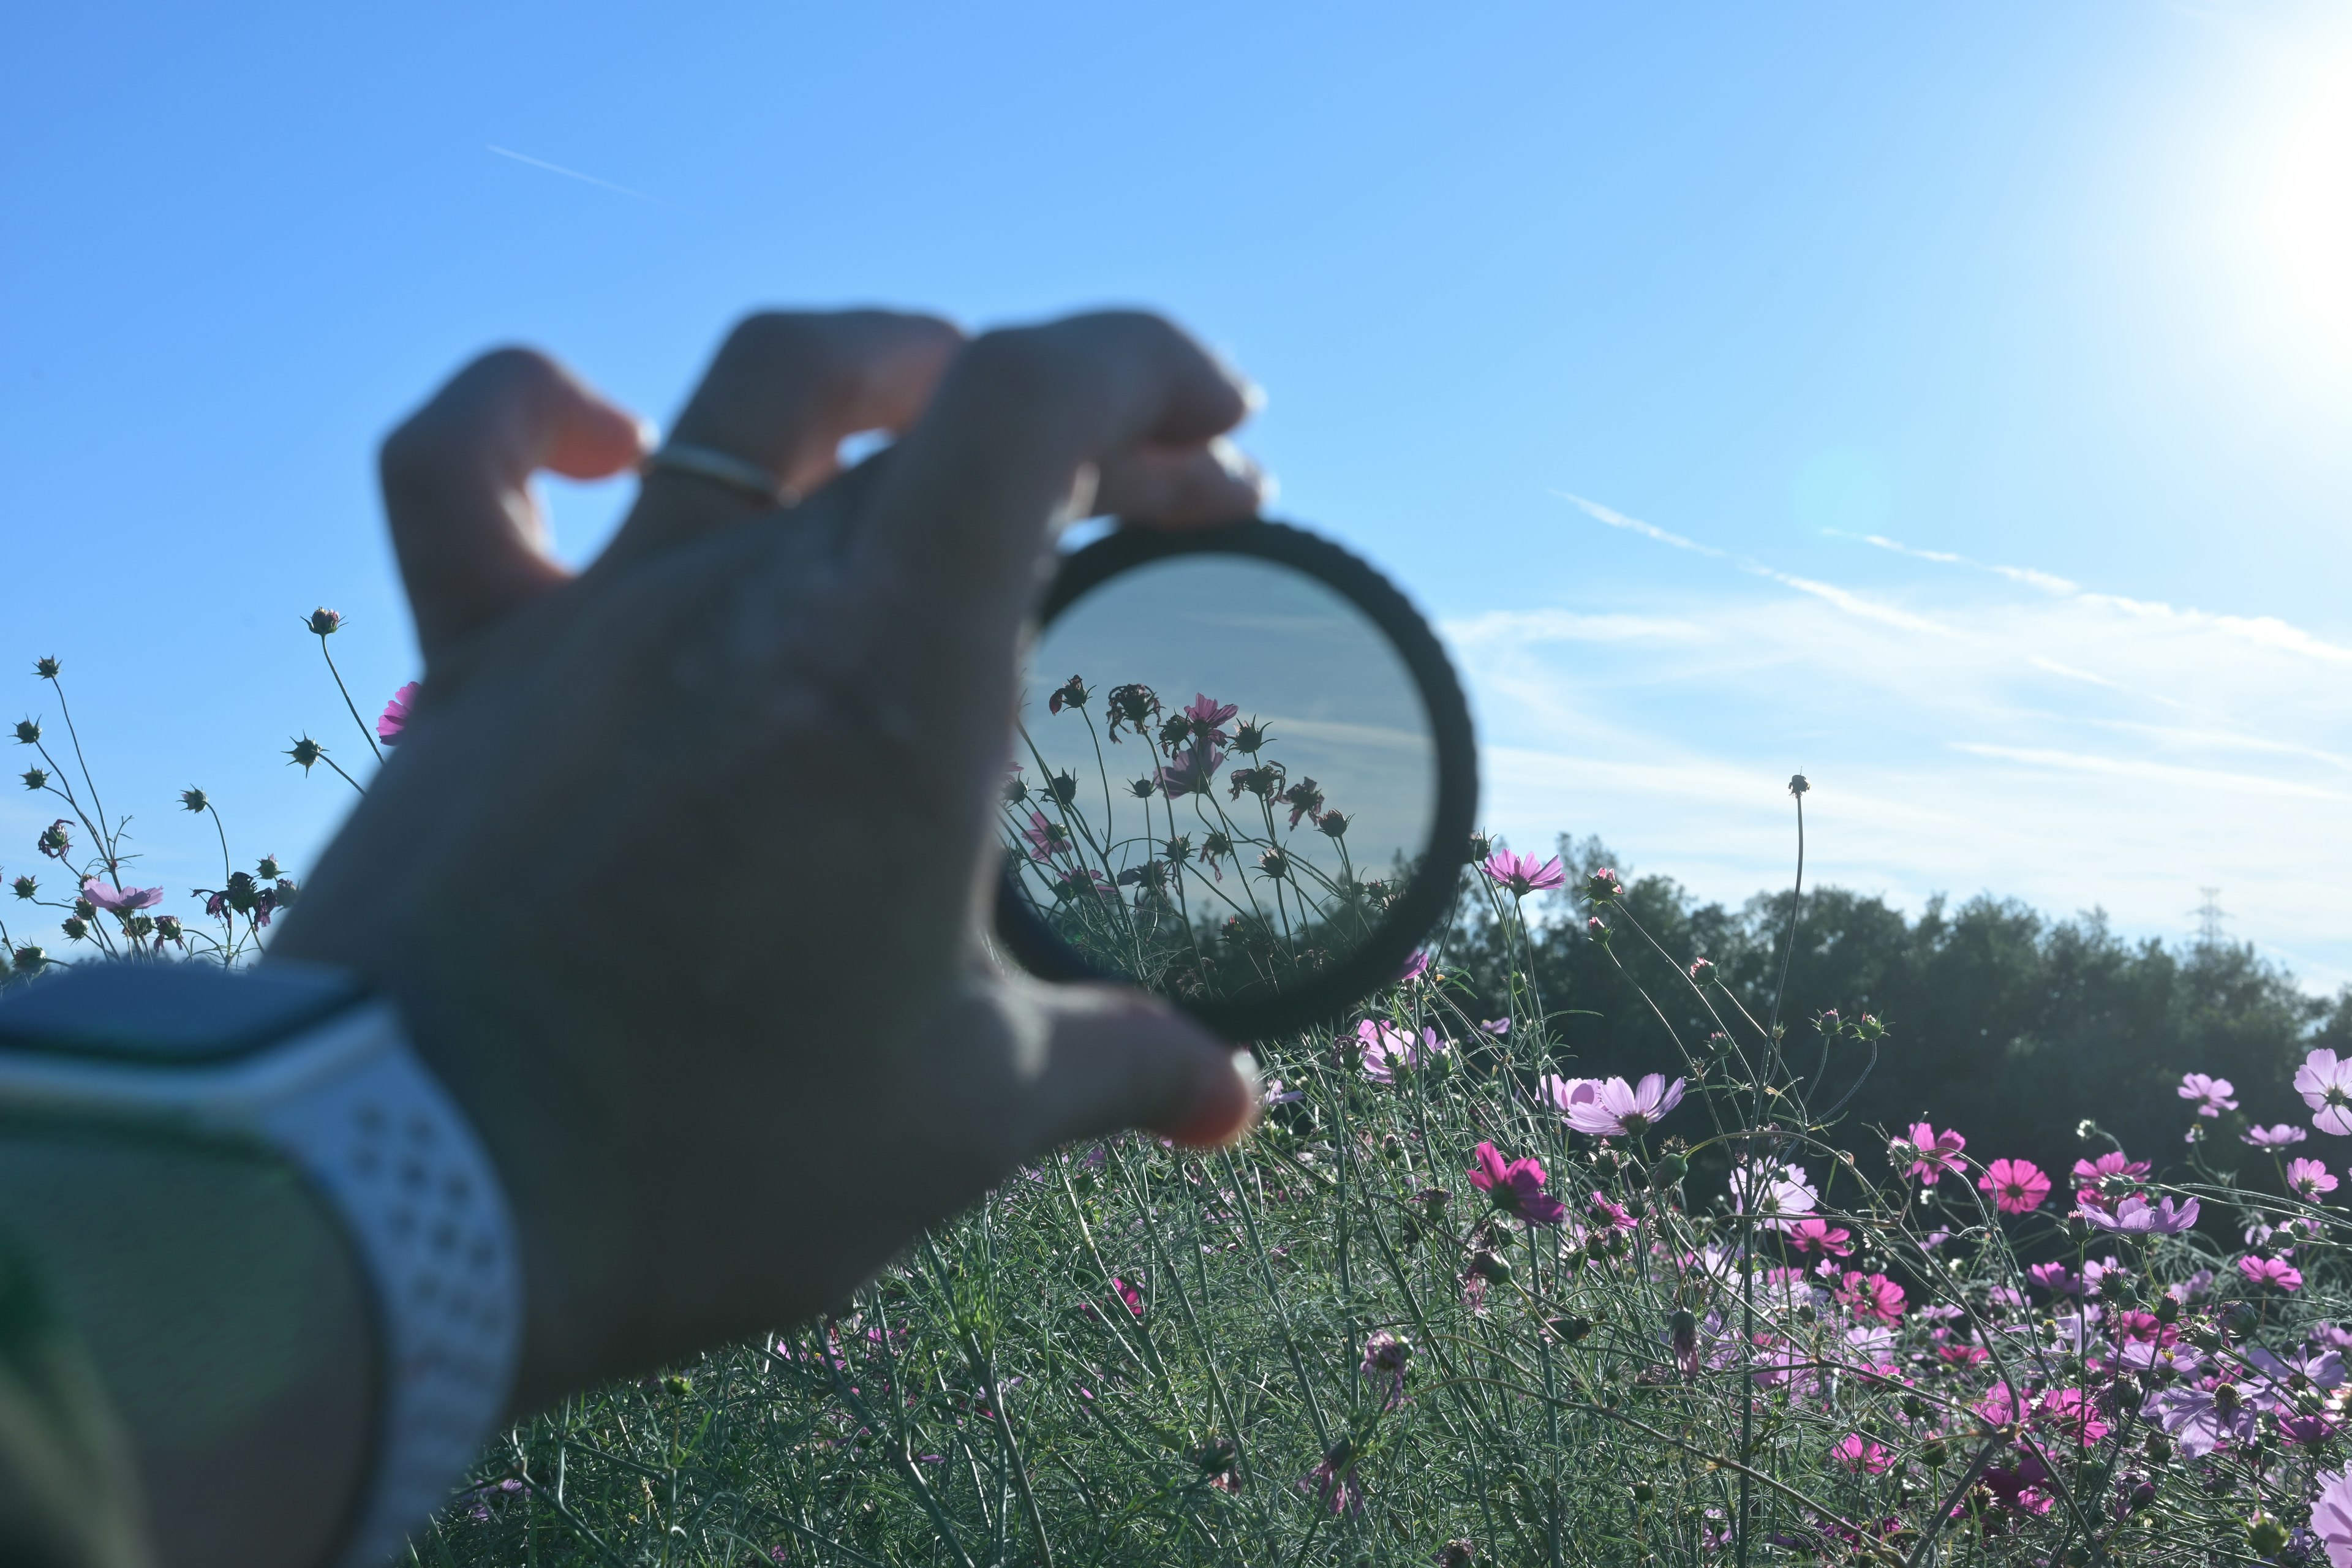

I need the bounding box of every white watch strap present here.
[254,1001,522,1568]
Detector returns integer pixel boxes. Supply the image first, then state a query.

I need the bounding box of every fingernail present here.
[1168,1049,1260,1149]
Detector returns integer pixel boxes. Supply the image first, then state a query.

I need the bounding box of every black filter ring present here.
[993,518,1480,1041]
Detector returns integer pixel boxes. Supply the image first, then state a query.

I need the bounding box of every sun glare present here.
[2267,57,2352,349]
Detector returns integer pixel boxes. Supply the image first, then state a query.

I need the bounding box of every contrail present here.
[486,145,671,207]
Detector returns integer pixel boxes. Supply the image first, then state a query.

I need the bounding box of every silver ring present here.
[642,442,798,508]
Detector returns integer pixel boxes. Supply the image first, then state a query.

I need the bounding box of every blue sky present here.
[5,2,2350,986]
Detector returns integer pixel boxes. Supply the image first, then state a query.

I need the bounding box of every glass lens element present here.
[1007,554,1439,1008]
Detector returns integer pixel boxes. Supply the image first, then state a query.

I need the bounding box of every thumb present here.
[1017,981,1259,1155]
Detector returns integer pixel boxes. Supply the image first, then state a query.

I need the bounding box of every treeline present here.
[1444,836,2352,1180]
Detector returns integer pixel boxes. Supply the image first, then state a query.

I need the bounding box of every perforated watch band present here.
[255,1001,522,1568]
[0,976,522,1567]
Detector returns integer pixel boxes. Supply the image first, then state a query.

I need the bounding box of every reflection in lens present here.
[1004,555,1439,1008]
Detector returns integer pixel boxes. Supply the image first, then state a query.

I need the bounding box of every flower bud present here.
[1586,916,1610,945]
[255,854,281,880]
[1466,1250,1512,1283]
[10,876,34,900]
[287,737,325,772]
[1686,957,1718,988]
[11,719,37,745]
[1787,773,1810,796]
[1649,1153,1688,1187]
[60,915,87,941]
[1316,812,1349,839]
[2154,1294,2179,1324]
[2246,1513,2289,1556]
[20,768,45,791]
[1548,1313,1593,1343]
[71,897,94,920]
[12,945,46,971]
[1920,1440,1948,1467]
[306,608,344,636]
[1629,1481,1654,1503]
[1046,769,1079,807]
[33,658,59,680]
[179,787,209,813]
[1585,867,1624,902]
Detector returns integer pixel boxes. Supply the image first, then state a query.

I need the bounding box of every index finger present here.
[850,312,1262,710]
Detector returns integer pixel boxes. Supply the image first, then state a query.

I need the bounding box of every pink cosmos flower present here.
[2033,1387,2109,1447]
[1155,742,1227,796]
[2245,1123,2309,1149]
[2071,1150,2153,1212]
[2291,1158,2340,1200]
[1359,1330,1411,1411]
[1398,949,1433,984]
[1480,849,1566,899]
[2241,1255,2304,1291]
[2026,1261,2082,1296]
[1729,1160,1817,1231]
[1836,1271,1907,1324]
[1180,693,1238,744]
[377,681,419,745]
[1891,1121,1967,1185]
[1979,1158,2051,1215]
[80,877,163,914]
[2178,1072,2239,1117]
[1541,1074,1599,1115]
[2301,1049,2352,1136]
[1298,1441,1363,1516]
[2309,1463,2352,1568]
[1358,1020,1446,1084]
[1023,811,1080,861]
[2081,1194,2199,1235]
[1479,1017,1511,1036]
[1785,1216,1853,1257]
[1560,1074,1685,1137]
[1831,1434,1892,1475]
[1465,1141,1567,1226]
[1111,1277,1144,1318]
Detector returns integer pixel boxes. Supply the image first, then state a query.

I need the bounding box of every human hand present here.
[271,309,1267,1412]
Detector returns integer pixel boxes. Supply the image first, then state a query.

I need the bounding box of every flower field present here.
[12,632,2352,1567]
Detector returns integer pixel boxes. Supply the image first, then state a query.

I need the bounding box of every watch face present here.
[0,961,363,1063]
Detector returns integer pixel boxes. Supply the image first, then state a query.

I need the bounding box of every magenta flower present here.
[1398,949,1433,984]
[1359,1330,1412,1411]
[1784,1217,1853,1257]
[1298,1440,1363,1516]
[1891,1121,1967,1185]
[1358,1020,1446,1084]
[1831,1434,1892,1475]
[2310,1464,2352,1566]
[1836,1271,1907,1324]
[2241,1254,2304,1291]
[1111,1276,1144,1318]
[79,877,163,914]
[2071,1150,2152,1212]
[1978,1158,2051,1215]
[1480,849,1565,899]
[1466,1141,1567,1226]
[1180,693,1238,744]
[1155,742,1226,796]
[1021,810,1074,861]
[2026,1261,2082,1296]
[2291,1158,2340,1200]
[2244,1123,2309,1149]
[2178,1072,2239,1117]
[2080,1194,2200,1235]
[377,681,419,746]
[2299,1049,2352,1136]
[1560,1074,1684,1137]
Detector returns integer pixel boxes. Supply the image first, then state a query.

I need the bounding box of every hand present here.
[272,308,1268,1412]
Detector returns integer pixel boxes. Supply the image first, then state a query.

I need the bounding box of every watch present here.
[0,960,522,1567]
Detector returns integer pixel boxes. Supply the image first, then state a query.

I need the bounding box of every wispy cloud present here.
[486,145,682,210]
[1551,491,1724,556]
[1473,492,2352,990]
